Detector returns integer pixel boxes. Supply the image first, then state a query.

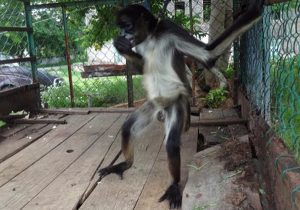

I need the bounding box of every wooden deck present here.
[0,110,198,210]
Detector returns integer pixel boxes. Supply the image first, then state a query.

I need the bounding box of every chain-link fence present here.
[0,0,236,109]
[31,0,145,108]
[239,1,300,156]
[0,1,33,90]
[1,1,299,156]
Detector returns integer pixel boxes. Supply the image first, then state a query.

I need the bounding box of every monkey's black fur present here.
[98,1,264,208]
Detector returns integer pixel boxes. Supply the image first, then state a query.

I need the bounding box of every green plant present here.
[41,76,145,108]
[224,64,235,79]
[0,121,6,128]
[205,88,228,108]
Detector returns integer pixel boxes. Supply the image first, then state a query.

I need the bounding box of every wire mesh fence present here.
[0,0,236,108]
[1,1,299,156]
[31,2,144,108]
[0,1,32,90]
[239,1,300,156]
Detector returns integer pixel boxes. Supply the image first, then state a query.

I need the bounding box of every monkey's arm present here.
[114,36,144,73]
[172,0,263,66]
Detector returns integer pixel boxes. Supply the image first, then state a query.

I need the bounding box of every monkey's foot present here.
[159,183,182,209]
[157,110,166,122]
[98,161,131,180]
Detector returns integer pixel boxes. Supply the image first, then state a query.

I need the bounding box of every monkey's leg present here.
[159,101,185,208]
[98,101,156,179]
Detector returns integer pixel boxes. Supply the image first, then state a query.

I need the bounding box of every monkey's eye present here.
[123,23,133,33]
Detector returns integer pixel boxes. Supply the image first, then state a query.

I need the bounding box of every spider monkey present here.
[99,1,263,208]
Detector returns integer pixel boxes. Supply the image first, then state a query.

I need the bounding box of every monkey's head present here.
[116,4,158,46]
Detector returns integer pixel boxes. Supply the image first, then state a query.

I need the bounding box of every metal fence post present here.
[62,6,75,107]
[24,0,37,83]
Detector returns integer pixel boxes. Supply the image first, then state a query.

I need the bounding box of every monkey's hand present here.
[113,36,133,55]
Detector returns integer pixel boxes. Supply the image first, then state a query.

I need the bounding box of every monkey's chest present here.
[137,39,187,99]
[143,64,187,100]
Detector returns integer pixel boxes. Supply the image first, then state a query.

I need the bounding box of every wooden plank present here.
[0,26,32,32]
[198,110,231,146]
[0,114,62,139]
[222,109,249,138]
[0,114,27,121]
[80,121,165,210]
[182,146,238,210]
[0,57,36,65]
[10,118,67,124]
[0,113,120,209]
[0,124,53,163]
[77,116,129,207]
[22,114,127,210]
[265,0,289,5]
[88,107,135,113]
[200,109,224,120]
[191,118,248,127]
[0,114,95,187]
[222,109,239,118]
[0,124,31,138]
[39,108,90,115]
[40,107,136,114]
[0,114,65,163]
[134,125,198,210]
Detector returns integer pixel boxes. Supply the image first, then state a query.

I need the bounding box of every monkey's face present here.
[117,16,135,44]
[117,15,149,47]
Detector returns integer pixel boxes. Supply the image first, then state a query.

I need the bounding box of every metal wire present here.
[239,1,300,157]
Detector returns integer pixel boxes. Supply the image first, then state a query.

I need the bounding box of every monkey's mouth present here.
[125,36,134,45]
[129,38,135,46]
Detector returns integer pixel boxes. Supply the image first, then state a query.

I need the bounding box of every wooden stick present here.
[39,109,90,115]
[190,118,248,127]
[11,119,67,124]
[88,107,135,113]
[0,114,27,121]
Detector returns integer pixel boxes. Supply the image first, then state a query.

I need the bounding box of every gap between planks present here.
[0,114,65,164]
[22,113,127,210]
[0,114,97,188]
[0,113,120,209]
[80,117,198,210]
[80,121,165,210]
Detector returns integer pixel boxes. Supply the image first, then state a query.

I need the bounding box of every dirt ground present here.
[220,138,262,210]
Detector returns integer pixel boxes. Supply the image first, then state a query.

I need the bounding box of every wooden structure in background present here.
[0,83,40,116]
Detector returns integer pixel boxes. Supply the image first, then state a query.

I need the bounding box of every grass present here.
[41,66,145,108]
[0,121,6,128]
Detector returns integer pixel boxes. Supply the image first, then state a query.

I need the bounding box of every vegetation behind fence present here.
[239,1,300,158]
[1,0,299,159]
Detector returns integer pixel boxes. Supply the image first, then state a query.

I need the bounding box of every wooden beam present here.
[190,118,248,127]
[39,108,90,115]
[0,27,32,32]
[264,0,290,5]
[87,107,135,113]
[0,114,27,121]
[30,0,119,9]
[39,108,135,114]
[10,119,67,124]
[0,84,40,116]
[0,56,36,65]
